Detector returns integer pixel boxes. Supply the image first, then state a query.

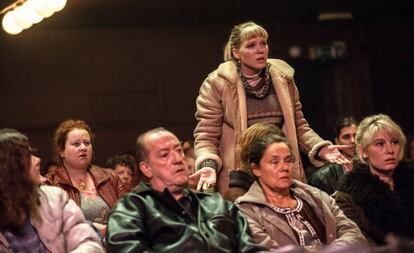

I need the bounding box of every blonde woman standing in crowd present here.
[192,21,350,194]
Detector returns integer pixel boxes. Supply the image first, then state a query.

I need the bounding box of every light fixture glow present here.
[46,0,67,12]
[30,0,55,18]
[22,1,44,24]
[12,6,33,29]
[2,11,23,35]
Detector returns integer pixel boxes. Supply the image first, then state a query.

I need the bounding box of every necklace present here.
[79,180,87,191]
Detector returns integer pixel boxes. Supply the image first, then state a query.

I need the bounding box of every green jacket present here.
[308,163,345,195]
[106,182,267,253]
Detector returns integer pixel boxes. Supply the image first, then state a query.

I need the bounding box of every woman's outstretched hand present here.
[319,144,351,165]
[188,167,217,192]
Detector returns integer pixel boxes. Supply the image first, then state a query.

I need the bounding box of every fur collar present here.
[337,161,414,237]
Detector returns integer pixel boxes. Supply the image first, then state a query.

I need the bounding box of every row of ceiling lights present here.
[1,0,66,35]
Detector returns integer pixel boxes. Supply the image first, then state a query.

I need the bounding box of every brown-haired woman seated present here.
[0,128,104,252]
[236,134,366,251]
[45,119,126,237]
[334,114,414,245]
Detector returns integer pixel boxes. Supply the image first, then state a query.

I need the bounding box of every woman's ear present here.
[57,148,64,160]
[357,144,367,163]
[139,161,153,178]
[232,48,240,60]
[251,163,260,178]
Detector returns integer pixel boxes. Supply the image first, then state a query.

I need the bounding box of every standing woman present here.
[45,119,126,236]
[334,114,414,245]
[0,128,104,252]
[193,21,349,194]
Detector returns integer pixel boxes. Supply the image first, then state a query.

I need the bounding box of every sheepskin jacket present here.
[194,59,331,194]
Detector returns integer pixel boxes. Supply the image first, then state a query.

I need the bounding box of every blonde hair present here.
[237,123,283,171]
[223,21,269,62]
[356,114,406,164]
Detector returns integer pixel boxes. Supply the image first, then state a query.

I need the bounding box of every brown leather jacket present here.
[45,165,127,208]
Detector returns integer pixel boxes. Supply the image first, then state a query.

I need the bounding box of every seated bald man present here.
[106,127,266,253]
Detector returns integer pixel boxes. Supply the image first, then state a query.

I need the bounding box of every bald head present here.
[136,127,176,163]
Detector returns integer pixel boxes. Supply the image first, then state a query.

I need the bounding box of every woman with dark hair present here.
[224,122,283,201]
[45,119,126,237]
[235,134,366,250]
[334,114,414,245]
[0,128,103,252]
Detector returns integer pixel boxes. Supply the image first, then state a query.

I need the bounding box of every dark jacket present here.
[106,182,267,253]
[308,163,345,195]
[334,161,414,245]
[45,165,126,208]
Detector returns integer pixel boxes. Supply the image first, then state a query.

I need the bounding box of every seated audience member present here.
[334,114,414,245]
[45,119,126,237]
[182,139,195,159]
[0,128,104,252]
[406,134,414,160]
[236,134,366,251]
[309,117,358,194]
[224,123,284,201]
[106,154,135,191]
[106,127,267,253]
[43,160,59,175]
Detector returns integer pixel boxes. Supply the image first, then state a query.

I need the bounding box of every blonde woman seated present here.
[334,114,414,245]
[235,134,366,251]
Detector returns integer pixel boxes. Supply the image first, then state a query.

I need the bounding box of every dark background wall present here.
[0,0,413,170]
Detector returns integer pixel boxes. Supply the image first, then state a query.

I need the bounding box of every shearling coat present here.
[0,186,104,253]
[194,59,331,194]
[235,180,366,250]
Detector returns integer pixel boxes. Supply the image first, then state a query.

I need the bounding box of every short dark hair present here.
[248,134,293,165]
[106,154,135,172]
[334,117,358,139]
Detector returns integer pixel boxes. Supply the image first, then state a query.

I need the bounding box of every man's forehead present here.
[145,131,179,149]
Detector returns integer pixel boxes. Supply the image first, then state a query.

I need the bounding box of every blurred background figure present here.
[334,114,414,246]
[406,135,414,161]
[182,140,196,175]
[0,128,104,252]
[308,117,358,194]
[106,154,135,191]
[45,119,126,238]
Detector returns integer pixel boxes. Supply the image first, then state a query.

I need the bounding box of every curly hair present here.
[53,119,94,165]
[0,129,39,232]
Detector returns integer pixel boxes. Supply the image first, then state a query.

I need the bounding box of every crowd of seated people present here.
[4,113,414,252]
